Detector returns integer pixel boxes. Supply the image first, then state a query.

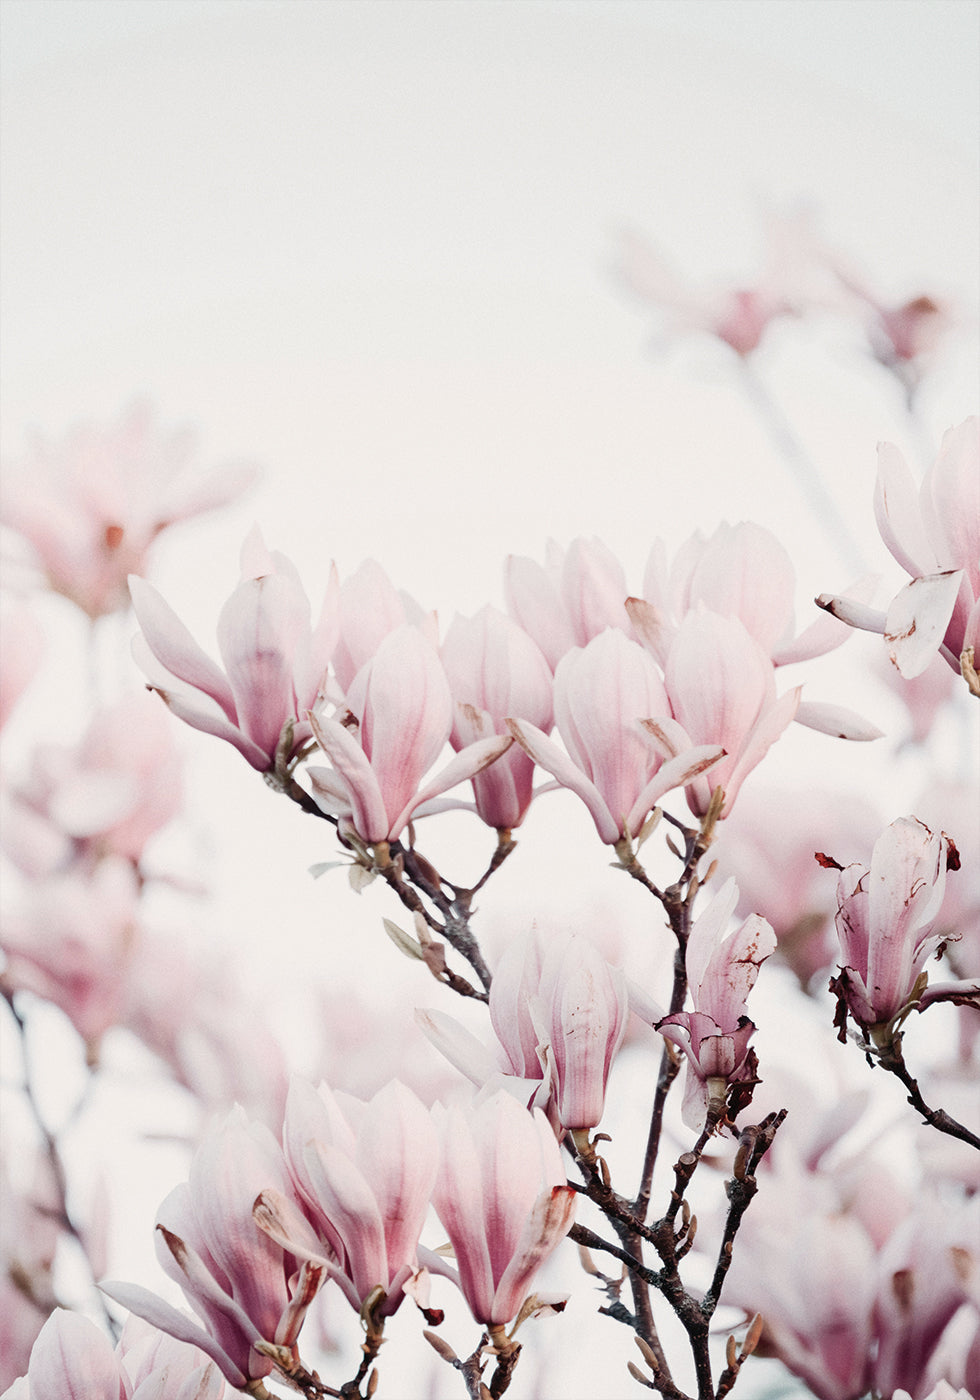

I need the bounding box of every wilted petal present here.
[885,571,964,677]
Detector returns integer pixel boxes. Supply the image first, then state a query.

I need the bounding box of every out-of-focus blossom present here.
[3,692,182,876]
[0,403,257,620]
[102,1108,323,1393]
[509,628,722,844]
[874,649,959,748]
[308,625,510,845]
[255,1078,438,1321]
[503,537,629,672]
[655,878,776,1129]
[712,784,880,989]
[631,521,858,670]
[131,528,338,772]
[431,1090,575,1330]
[0,1150,59,1391]
[1,1310,123,1400]
[331,559,433,694]
[872,1194,980,1399]
[0,604,43,733]
[660,609,803,819]
[116,1314,231,1399]
[830,815,957,1038]
[0,855,140,1059]
[818,419,980,688]
[614,211,834,358]
[441,606,553,830]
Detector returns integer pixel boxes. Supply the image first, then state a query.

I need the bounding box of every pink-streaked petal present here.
[507,719,618,843]
[129,577,237,719]
[503,554,577,672]
[625,743,725,835]
[100,1280,247,1386]
[489,1185,576,1326]
[356,1083,438,1286]
[433,1108,496,1324]
[624,595,672,667]
[139,672,269,769]
[711,686,801,817]
[885,571,964,678]
[216,574,308,756]
[698,914,776,1030]
[795,701,884,741]
[25,1309,122,1399]
[303,1139,387,1303]
[392,734,513,837]
[308,712,389,843]
[685,878,741,995]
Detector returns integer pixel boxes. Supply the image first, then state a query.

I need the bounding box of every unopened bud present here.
[743,1313,764,1357]
[634,1335,659,1372]
[423,1330,458,1363]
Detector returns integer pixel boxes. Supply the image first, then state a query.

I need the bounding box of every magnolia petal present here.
[624,596,671,666]
[489,1185,576,1326]
[795,701,884,741]
[415,1008,503,1086]
[718,686,801,816]
[392,734,513,838]
[626,743,725,835]
[814,593,888,634]
[138,675,269,770]
[507,719,618,842]
[99,1280,246,1386]
[773,575,880,664]
[129,576,237,719]
[874,440,935,578]
[308,712,389,843]
[885,571,963,678]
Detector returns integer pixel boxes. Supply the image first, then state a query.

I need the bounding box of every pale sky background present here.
[1,3,978,1396]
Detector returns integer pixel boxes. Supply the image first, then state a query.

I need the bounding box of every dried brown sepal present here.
[814,850,844,870]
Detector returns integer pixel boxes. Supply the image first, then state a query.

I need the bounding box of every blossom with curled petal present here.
[508,628,722,844]
[308,625,510,845]
[818,418,980,688]
[431,1090,576,1329]
[656,878,776,1129]
[829,816,956,1037]
[101,1108,323,1393]
[131,528,338,771]
[441,606,553,830]
[253,1078,438,1322]
[1,402,257,619]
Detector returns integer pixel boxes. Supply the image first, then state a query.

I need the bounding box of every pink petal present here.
[308,712,388,843]
[795,701,884,741]
[129,576,236,719]
[874,440,934,578]
[507,719,618,843]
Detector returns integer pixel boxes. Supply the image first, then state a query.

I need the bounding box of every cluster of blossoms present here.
[1,383,977,1400]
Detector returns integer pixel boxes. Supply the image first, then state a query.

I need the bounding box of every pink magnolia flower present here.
[503,537,630,672]
[308,625,510,845]
[331,559,432,694]
[102,1108,323,1393]
[431,1090,576,1330]
[830,815,956,1036]
[418,928,628,1138]
[632,521,859,670]
[0,1150,60,1390]
[0,855,141,1058]
[0,403,257,619]
[441,606,553,830]
[253,1078,438,1321]
[508,628,722,845]
[3,692,183,876]
[3,1310,124,1400]
[656,878,776,1129]
[818,419,980,686]
[660,608,804,819]
[130,528,338,772]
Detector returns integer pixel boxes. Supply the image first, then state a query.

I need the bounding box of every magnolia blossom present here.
[818,419,980,686]
[102,1108,323,1392]
[660,609,803,818]
[441,606,553,830]
[418,928,628,1135]
[656,878,776,1128]
[631,521,859,670]
[0,403,256,619]
[431,1090,576,1329]
[331,559,433,694]
[0,604,43,733]
[508,628,722,844]
[308,624,510,845]
[0,855,141,1058]
[3,692,182,876]
[0,1150,60,1390]
[254,1078,438,1321]
[830,816,956,1035]
[1,1308,232,1400]
[131,528,338,772]
[503,537,629,672]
